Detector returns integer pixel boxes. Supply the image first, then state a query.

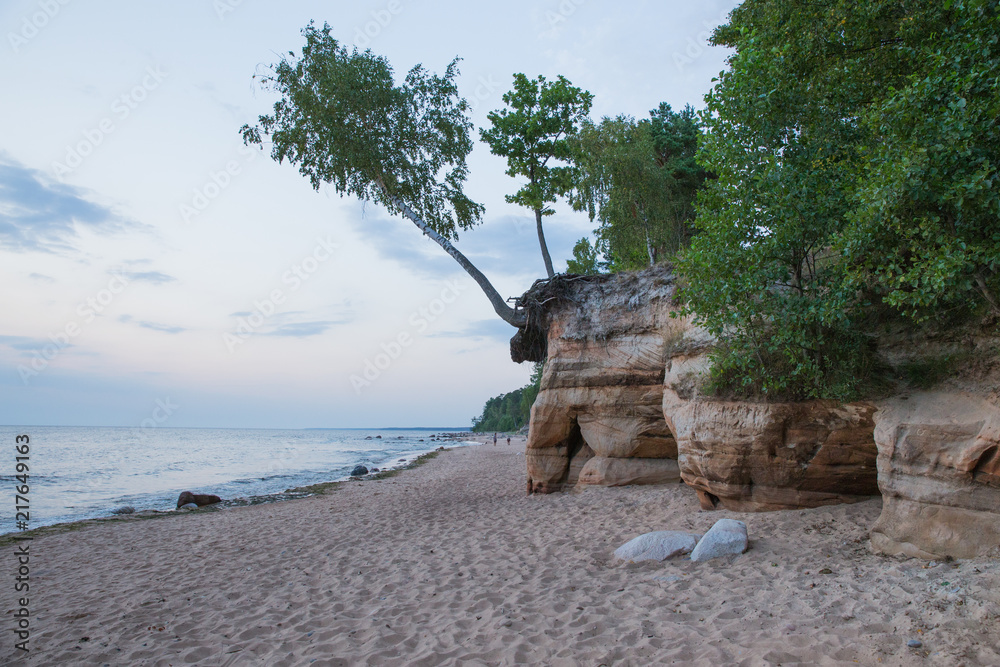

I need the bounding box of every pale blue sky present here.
[1,0,738,427]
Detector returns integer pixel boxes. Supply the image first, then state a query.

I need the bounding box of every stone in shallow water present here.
[614,531,700,562]
[690,519,748,562]
[179,503,199,510]
[351,465,369,476]
[176,491,222,508]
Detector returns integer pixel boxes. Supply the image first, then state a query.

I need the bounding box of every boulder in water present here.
[176,491,222,509]
[351,465,369,476]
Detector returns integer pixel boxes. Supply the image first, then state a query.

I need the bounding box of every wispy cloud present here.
[427,318,517,342]
[119,315,186,334]
[0,154,133,252]
[123,270,175,284]
[263,320,346,337]
[0,335,65,353]
[222,305,355,340]
[137,321,186,334]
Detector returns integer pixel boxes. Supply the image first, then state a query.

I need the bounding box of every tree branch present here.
[376,181,527,327]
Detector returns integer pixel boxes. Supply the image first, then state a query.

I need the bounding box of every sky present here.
[0,0,739,428]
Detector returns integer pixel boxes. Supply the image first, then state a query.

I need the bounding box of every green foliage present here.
[897,352,972,390]
[841,1,1000,320]
[472,363,543,432]
[241,22,483,241]
[480,74,594,214]
[678,0,996,401]
[481,74,594,276]
[566,237,601,274]
[570,105,706,272]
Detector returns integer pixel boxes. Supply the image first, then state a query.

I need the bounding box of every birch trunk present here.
[381,187,527,327]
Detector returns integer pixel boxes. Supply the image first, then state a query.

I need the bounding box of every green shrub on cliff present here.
[678,0,1000,401]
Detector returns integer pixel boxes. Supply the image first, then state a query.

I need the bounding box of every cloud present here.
[263,321,345,337]
[28,272,54,282]
[346,203,591,282]
[0,154,132,252]
[224,308,355,338]
[137,321,186,334]
[123,270,176,284]
[118,315,185,334]
[0,335,62,353]
[428,318,517,343]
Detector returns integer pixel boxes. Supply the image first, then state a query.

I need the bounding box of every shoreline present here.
[0,434,484,545]
[0,434,483,546]
[3,435,998,665]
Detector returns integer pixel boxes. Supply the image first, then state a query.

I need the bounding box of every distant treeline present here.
[471,363,542,433]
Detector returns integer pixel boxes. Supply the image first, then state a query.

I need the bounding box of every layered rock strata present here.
[521,268,681,493]
[514,267,1000,559]
[659,326,880,511]
[870,391,1000,559]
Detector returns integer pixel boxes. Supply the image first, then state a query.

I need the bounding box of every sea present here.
[0,426,477,535]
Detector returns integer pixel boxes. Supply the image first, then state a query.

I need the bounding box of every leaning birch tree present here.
[240,22,526,327]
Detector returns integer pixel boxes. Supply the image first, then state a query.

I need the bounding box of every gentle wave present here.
[0,426,474,534]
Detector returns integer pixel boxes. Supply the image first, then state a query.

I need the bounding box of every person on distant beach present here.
[493,433,497,446]
[507,436,511,445]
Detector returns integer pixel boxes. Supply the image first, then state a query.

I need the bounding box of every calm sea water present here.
[0,426,476,534]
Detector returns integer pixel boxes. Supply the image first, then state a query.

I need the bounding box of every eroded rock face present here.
[870,392,1000,559]
[661,331,880,511]
[523,268,681,493]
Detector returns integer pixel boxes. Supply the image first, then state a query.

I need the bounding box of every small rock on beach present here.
[690,519,749,562]
[614,531,700,562]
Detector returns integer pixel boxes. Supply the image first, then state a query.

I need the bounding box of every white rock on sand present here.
[614,531,700,562]
[690,518,750,562]
[4,436,1000,666]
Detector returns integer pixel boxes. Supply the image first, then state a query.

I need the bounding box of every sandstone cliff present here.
[512,267,1000,559]
[661,336,880,511]
[518,268,681,493]
[870,391,1000,559]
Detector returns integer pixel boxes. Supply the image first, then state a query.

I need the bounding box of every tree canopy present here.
[569,104,706,272]
[471,363,542,432]
[241,22,525,326]
[678,0,1000,401]
[480,74,594,277]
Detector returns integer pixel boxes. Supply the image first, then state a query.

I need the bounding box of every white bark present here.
[381,188,527,327]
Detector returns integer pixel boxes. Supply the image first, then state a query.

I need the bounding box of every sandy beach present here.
[4,437,999,666]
